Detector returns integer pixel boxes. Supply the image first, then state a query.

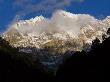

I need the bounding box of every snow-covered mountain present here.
[2,10,110,72]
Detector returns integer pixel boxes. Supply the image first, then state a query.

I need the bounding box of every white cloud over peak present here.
[8,10,98,38]
[3,10,110,54]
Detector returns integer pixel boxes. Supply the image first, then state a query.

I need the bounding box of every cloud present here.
[10,10,97,38]
[13,0,84,18]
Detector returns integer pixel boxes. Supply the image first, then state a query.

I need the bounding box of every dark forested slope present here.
[0,34,110,82]
[0,37,54,82]
[56,36,110,82]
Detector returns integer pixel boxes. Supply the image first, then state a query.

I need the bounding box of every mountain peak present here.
[3,10,110,50]
[2,10,110,72]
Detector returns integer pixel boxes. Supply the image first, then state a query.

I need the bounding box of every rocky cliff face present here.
[2,10,110,72]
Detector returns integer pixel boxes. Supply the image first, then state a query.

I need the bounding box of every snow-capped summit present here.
[3,10,109,47]
[3,10,110,50]
[2,10,110,72]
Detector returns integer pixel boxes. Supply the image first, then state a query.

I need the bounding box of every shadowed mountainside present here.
[0,30,110,82]
[56,35,110,82]
[0,37,54,82]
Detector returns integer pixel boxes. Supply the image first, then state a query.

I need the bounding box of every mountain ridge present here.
[2,10,110,72]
